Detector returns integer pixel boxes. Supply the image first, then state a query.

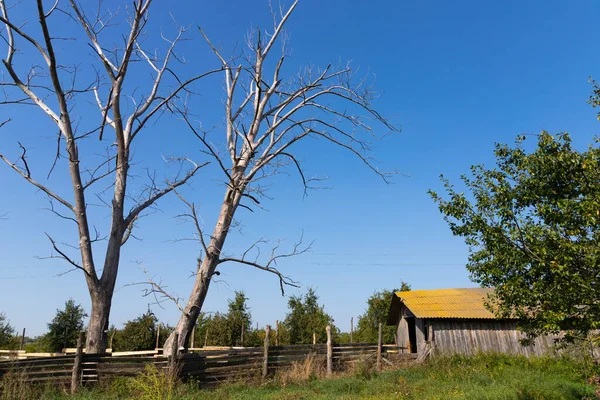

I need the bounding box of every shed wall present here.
[432,319,557,357]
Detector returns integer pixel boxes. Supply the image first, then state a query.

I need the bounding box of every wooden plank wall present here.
[181,347,265,386]
[0,343,403,388]
[0,354,75,385]
[81,355,169,384]
[432,319,558,357]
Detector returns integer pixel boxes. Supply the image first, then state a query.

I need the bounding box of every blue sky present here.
[1,0,599,336]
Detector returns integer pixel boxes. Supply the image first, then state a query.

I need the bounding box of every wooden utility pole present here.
[275,320,279,346]
[350,317,353,343]
[326,325,332,377]
[204,328,209,347]
[70,331,85,394]
[262,325,271,380]
[313,332,316,345]
[376,322,383,371]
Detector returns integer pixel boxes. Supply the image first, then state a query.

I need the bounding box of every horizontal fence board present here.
[83,356,162,363]
[0,355,75,366]
[184,368,261,381]
[182,361,260,372]
[183,362,261,374]
[183,354,263,363]
[269,354,324,363]
[270,344,327,350]
[1,365,73,375]
[182,349,264,358]
[182,355,261,365]
[3,342,401,388]
[269,348,327,354]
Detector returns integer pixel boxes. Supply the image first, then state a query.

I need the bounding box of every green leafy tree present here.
[45,300,87,352]
[112,311,171,351]
[194,312,230,347]
[0,312,15,349]
[193,291,254,347]
[225,291,252,347]
[589,77,600,120]
[282,288,339,344]
[430,132,600,342]
[355,283,410,343]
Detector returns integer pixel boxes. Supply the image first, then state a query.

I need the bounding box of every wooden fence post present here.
[350,317,353,343]
[275,320,279,346]
[155,323,161,350]
[326,325,332,377]
[70,331,85,394]
[19,328,25,350]
[169,332,179,373]
[376,322,383,371]
[262,325,271,380]
[109,329,115,351]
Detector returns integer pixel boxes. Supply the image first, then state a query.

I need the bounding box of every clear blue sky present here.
[1,0,599,336]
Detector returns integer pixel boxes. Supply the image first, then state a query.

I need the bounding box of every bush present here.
[127,363,177,400]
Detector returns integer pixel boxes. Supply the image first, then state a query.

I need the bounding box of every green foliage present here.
[28,354,600,399]
[282,288,339,344]
[225,291,252,347]
[0,312,15,349]
[127,363,177,400]
[112,311,171,352]
[22,336,53,353]
[589,77,600,121]
[430,132,600,342]
[193,291,256,347]
[45,299,87,352]
[354,284,410,343]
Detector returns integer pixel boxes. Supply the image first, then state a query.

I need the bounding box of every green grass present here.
[6,354,600,400]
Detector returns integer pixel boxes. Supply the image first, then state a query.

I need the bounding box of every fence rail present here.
[0,347,414,388]
[0,325,416,390]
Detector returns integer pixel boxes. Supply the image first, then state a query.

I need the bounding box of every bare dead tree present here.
[0,0,215,352]
[163,0,399,354]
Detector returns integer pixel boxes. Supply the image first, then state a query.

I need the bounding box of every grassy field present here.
[3,354,599,400]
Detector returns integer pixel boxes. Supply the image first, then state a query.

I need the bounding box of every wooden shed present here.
[386,288,557,357]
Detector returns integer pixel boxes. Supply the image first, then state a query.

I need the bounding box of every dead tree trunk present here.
[163,0,398,355]
[0,0,208,353]
[165,188,242,352]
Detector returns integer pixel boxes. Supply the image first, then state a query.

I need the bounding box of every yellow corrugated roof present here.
[395,287,496,319]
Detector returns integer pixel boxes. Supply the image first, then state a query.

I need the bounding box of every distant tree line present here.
[0,284,409,351]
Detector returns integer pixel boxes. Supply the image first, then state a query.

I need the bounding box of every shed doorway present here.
[406,317,417,353]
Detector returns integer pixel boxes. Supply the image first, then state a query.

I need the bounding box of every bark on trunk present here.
[86,289,112,353]
[164,186,242,355]
[84,146,128,353]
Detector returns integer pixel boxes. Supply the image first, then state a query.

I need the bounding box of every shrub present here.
[127,363,177,400]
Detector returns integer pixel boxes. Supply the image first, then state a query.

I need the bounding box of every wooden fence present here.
[0,325,415,390]
[0,346,412,385]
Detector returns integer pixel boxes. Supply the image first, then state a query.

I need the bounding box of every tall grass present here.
[3,353,599,399]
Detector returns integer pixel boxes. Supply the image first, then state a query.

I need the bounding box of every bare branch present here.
[124,160,208,226]
[173,189,209,256]
[41,232,89,277]
[217,235,311,295]
[124,263,187,314]
[0,152,74,211]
